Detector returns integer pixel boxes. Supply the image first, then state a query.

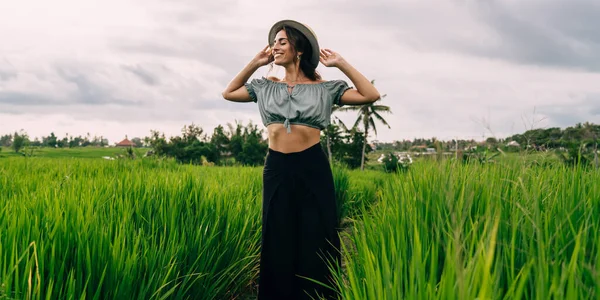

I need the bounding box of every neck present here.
[283,63,304,83]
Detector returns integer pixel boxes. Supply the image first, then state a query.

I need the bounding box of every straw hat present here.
[268,20,320,69]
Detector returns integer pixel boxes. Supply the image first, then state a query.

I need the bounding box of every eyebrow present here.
[273,38,289,44]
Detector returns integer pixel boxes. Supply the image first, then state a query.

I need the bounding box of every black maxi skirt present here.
[258,142,341,300]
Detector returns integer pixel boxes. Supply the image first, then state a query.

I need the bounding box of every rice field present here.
[1,154,599,299]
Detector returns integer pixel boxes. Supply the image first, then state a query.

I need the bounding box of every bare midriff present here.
[267,123,321,153]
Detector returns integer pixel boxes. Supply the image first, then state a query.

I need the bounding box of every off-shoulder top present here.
[245,77,353,133]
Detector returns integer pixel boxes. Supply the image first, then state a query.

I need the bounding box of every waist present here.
[267,123,321,153]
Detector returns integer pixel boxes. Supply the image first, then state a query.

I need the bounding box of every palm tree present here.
[337,80,391,170]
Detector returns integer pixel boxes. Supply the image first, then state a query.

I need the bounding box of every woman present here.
[222,19,380,300]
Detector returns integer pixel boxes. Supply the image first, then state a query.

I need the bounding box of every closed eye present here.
[273,38,289,46]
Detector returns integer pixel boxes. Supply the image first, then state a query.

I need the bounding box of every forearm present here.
[336,60,380,100]
[223,60,261,93]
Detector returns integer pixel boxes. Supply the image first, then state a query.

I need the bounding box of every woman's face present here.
[271,29,300,66]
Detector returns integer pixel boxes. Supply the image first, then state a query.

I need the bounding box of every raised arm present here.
[222,45,273,102]
[319,48,381,105]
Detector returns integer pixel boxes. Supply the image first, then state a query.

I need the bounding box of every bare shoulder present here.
[267,76,281,82]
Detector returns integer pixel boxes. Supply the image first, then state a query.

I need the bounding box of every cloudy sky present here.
[1,0,599,144]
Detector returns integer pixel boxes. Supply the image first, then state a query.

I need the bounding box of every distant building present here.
[506,141,520,147]
[116,136,136,147]
[410,145,428,152]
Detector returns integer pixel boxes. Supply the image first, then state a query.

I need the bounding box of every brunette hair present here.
[269,25,321,81]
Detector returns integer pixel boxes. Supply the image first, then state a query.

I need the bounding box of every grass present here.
[1,152,599,299]
[0,146,146,159]
[0,158,263,299]
[333,157,600,299]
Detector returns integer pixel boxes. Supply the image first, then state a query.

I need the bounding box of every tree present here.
[485,137,498,150]
[337,80,391,170]
[323,105,349,165]
[131,137,143,148]
[341,128,370,169]
[0,134,12,147]
[12,130,28,153]
[226,121,268,166]
[210,125,230,163]
[43,132,58,148]
[321,122,347,164]
[145,130,169,156]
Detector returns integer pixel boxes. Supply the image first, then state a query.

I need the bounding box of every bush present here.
[382,152,412,173]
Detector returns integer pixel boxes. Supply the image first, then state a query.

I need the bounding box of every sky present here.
[1,0,599,144]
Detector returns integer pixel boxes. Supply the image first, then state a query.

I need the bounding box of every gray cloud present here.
[110,34,250,78]
[0,92,54,106]
[466,0,600,72]
[0,58,18,81]
[537,93,600,127]
[0,70,17,81]
[121,64,159,85]
[54,65,141,106]
[306,0,600,72]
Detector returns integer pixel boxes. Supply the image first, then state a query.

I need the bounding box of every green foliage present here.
[340,129,371,169]
[0,134,11,147]
[332,165,350,225]
[554,143,597,167]
[506,122,600,150]
[0,159,265,299]
[382,152,412,173]
[382,152,399,173]
[332,159,600,299]
[124,146,135,159]
[321,123,372,169]
[11,131,28,153]
[462,147,500,164]
[335,80,392,170]
[0,157,381,299]
[321,123,345,163]
[145,121,268,166]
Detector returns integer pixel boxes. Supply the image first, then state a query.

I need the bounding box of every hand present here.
[253,45,274,67]
[319,48,346,68]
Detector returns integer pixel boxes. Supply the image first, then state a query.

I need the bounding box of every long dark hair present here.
[270,25,322,81]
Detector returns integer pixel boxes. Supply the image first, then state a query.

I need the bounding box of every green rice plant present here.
[0,158,263,299]
[342,170,387,221]
[332,164,351,227]
[332,158,600,299]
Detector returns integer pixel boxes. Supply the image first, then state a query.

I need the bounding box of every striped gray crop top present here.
[245,77,353,133]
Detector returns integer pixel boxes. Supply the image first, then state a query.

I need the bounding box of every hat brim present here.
[269,20,320,69]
